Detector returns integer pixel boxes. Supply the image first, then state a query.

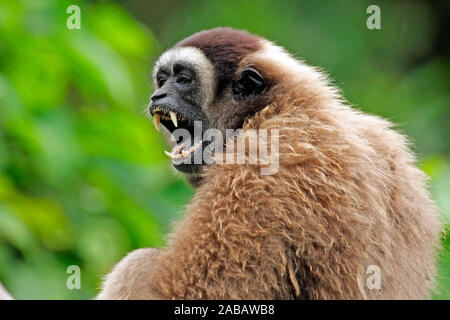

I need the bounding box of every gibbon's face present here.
[148,28,275,181]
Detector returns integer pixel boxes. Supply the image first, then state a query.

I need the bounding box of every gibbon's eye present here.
[232,67,266,99]
[157,73,168,87]
[176,74,192,85]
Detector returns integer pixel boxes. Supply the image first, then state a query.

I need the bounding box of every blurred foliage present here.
[0,0,448,299]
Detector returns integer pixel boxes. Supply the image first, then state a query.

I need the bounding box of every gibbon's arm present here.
[0,282,13,300]
[97,248,163,299]
[100,162,300,300]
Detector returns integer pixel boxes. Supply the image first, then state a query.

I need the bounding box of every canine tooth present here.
[153,114,161,131]
[151,107,160,115]
[164,150,172,157]
[173,143,185,153]
[181,150,189,157]
[169,111,178,127]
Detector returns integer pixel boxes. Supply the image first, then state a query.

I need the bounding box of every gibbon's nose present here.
[151,90,168,102]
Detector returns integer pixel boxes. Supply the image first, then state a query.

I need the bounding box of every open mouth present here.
[163,140,203,161]
[149,105,205,173]
[151,107,179,133]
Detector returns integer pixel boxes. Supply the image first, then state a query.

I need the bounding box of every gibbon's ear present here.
[232,67,266,99]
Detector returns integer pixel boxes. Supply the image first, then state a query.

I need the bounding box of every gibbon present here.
[97,28,442,300]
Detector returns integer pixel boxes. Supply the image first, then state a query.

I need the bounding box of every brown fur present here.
[177,28,263,95]
[99,29,442,300]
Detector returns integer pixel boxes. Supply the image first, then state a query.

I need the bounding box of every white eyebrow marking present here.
[153,47,216,107]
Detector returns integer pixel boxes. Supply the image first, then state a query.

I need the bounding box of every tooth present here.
[153,114,161,131]
[164,150,172,157]
[173,143,185,154]
[169,111,178,127]
[181,150,189,157]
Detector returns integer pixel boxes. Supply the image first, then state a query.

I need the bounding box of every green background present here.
[0,0,448,299]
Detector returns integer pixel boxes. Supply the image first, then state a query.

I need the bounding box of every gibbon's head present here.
[149,28,331,184]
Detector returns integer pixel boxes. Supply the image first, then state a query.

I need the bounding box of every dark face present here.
[149,61,209,175]
[148,29,268,185]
